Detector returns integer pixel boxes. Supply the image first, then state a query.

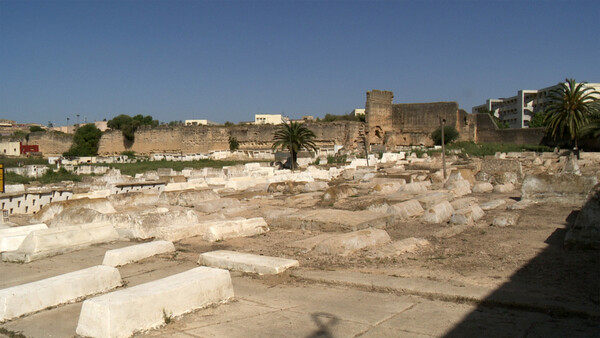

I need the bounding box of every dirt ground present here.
[178,194,597,301]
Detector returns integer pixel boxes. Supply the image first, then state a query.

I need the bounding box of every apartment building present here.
[472,82,600,128]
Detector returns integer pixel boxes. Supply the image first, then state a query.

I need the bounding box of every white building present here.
[351,109,366,116]
[472,82,600,128]
[184,119,218,126]
[0,142,20,156]
[255,114,285,125]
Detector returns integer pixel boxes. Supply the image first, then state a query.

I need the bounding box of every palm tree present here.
[271,121,318,171]
[544,78,600,151]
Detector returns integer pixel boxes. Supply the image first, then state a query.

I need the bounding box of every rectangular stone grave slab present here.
[76,267,233,338]
[0,224,48,252]
[0,265,121,322]
[102,240,176,267]
[313,228,391,256]
[280,209,394,232]
[203,217,269,242]
[198,250,299,275]
[2,222,120,263]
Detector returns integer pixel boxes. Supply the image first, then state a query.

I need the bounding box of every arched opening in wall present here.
[373,126,384,143]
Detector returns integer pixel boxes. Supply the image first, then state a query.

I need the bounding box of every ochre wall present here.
[365,89,543,147]
[98,126,230,155]
[27,131,73,156]
[97,122,364,156]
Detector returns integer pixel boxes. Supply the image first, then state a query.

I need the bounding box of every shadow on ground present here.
[445,210,600,337]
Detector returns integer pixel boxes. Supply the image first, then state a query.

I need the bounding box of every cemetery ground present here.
[1,184,598,337]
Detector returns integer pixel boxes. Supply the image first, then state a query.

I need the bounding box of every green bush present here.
[29,126,45,132]
[327,154,347,164]
[121,150,136,158]
[431,126,459,145]
[63,124,102,157]
[447,141,552,157]
[229,136,239,151]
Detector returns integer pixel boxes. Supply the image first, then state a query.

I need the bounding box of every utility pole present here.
[440,117,446,179]
[364,130,370,167]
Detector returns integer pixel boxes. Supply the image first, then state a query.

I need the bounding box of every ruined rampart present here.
[474,114,544,144]
[365,89,543,147]
[27,131,73,156]
[98,126,230,155]
[97,122,364,156]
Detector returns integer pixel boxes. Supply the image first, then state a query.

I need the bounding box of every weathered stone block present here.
[158,189,219,207]
[203,217,269,242]
[76,267,233,338]
[444,179,472,197]
[0,265,121,322]
[2,223,120,263]
[492,213,520,227]
[421,201,454,224]
[0,224,48,252]
[480,158,523,181]
[397,182,428,193]
[102,241,176,267]
[521,174,598,206]
[369,237,429,258]
[198,250,299,274]
[390,200,424,219]
[479,199,507,210]
[472,182,493,193]
[565,184,600,249]
[493,183,515,193]
[313,228,391,256]
[280,209,394,232]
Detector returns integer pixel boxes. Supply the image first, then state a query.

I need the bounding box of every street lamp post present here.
[440,117,446,179]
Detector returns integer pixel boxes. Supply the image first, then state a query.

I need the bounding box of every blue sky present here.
[1,0,599,125]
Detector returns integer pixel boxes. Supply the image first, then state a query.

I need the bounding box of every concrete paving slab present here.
[198,250,299,275]
[102,240,176,267]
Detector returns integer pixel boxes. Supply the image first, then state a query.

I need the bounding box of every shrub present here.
[229,136,239,151]
[431,126,459,145]
[121,150,136,158]
[327,154,347,164]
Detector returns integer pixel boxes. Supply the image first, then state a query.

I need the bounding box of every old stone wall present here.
[474,114,544,144]
[365,90,393,145]
[366,89,543,147]
[27,131,73,156]
[97,122,364,156]
[98,126,230,155]
[388,102,474,147]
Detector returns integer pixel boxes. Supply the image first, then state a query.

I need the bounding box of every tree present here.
[63,123,102,156]
[271,122,318,171]
[11,130,28,140]
[528,111,548,128]
[580,109,600,140]
[108,114,158,142]
[431,126,459,145]
[544,78,600,150]
[229,136,239,151]
[30,126,45,132]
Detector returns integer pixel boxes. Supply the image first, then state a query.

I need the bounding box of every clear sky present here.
[1,0,599,125]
